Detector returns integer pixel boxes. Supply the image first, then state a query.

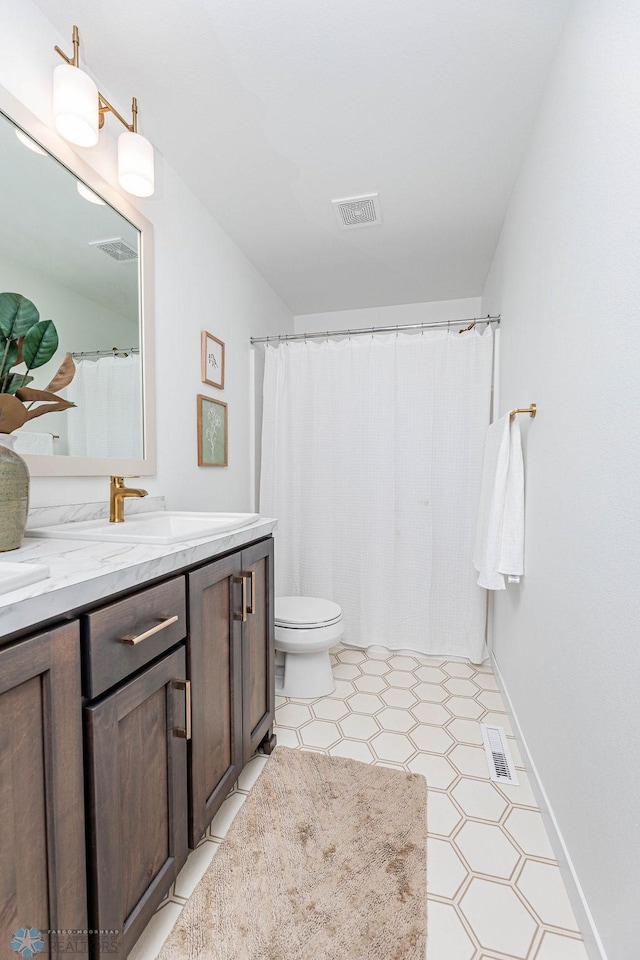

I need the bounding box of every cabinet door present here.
[241,538,275,765]
[0,623,86,959]
[187,555,243,848]
[85,647,188,959]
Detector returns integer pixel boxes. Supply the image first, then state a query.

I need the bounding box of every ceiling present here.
[33,0,571,315]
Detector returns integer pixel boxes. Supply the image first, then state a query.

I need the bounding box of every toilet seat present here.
[275,596,342,629]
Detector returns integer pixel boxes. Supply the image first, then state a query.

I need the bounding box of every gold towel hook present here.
[510,403,537,422]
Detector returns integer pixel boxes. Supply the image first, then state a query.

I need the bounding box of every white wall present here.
[0,0,293,510]
[295,296,482,334]
[481,3,640,958]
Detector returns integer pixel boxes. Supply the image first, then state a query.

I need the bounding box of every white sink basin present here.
[0,560,50,595]
[25,511,261,545]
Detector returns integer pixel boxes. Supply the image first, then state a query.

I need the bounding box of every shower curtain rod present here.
[70,346,140,359]
[250,315,500,344]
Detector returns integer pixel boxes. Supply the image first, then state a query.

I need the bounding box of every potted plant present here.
[0,291,76,551]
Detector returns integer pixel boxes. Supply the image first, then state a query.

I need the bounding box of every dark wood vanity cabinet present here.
[0,622,87,952]
[0,532,274,959]
[187,537,275,847]
[240,539,276,765]
[81,576,189,959]
[85,646,189,959]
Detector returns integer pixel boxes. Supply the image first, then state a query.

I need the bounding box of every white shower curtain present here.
[66,354,142,458]
[260,328,494,662]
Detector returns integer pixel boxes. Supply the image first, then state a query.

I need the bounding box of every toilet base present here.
[275,648,336,699]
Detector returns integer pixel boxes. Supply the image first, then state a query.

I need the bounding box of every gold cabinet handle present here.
[119,614,179,645]
[233,575,247,622]
[173,679,191,740]
[246,569,256,615]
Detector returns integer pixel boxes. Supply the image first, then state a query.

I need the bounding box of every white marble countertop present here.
[0,500,277,640]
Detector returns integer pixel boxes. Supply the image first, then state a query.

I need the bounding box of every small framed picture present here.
[201,331,225,389]
[197,394,228,466]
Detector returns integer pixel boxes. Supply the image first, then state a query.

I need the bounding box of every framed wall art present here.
[201,331,225,389]
[197,394,228,466]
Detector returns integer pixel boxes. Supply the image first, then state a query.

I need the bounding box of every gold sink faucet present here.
[110,476,148,523]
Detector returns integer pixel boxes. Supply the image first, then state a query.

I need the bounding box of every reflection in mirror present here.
[0,109,143,460]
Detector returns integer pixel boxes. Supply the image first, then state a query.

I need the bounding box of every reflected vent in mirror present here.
[89,236,138,261]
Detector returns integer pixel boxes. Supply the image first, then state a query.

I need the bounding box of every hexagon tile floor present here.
[131,646,589,960]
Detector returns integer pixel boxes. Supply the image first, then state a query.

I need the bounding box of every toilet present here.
[274,596,344,698]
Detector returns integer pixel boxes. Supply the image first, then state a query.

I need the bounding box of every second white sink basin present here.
[26,511,260,545]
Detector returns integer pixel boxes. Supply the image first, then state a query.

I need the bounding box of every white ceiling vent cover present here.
[89,237,138,262]
[481,723,519,785]
[332,193,382,230]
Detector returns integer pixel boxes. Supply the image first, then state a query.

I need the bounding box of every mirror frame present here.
[0,83,156,477]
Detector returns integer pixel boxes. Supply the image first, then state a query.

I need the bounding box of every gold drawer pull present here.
[233,575,247,622]
[119,614,179,645]
[174,679,191,740]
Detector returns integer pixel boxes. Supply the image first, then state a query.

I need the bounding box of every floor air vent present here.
[481,723,519,785]
[332,193,382,229]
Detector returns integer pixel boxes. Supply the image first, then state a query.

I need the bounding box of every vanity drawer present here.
[81,577,187,699]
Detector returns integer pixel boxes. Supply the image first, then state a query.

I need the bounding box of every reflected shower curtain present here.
[66,354,142,458]
[260,328,494,661]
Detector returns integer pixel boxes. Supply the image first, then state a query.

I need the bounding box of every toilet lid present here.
[275,596,343,628]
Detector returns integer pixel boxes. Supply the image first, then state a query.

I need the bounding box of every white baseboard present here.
[491,653,609,960]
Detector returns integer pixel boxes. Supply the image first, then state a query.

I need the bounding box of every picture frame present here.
[201,330,225,390]
[197,394,228,466]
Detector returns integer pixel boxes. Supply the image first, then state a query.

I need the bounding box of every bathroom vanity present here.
[0,513,276,958]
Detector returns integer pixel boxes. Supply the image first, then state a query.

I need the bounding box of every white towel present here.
[473,414,524,590]
[13,430,55,456]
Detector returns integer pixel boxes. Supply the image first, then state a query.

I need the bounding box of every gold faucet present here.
[109,476,148,523]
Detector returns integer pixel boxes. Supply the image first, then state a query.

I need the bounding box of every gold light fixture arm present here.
[509,403,537,422]
[98,94,138,133]
[54,24,80,67]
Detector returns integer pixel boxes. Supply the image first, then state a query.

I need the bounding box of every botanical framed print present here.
[201,330,225,389]
[197,394,228,466]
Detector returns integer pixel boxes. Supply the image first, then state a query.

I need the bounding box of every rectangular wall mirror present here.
[0,84,155,476]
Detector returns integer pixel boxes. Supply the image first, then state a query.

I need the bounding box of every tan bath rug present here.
[158,746,427,960]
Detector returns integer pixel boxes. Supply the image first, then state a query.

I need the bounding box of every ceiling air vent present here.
[332,193,382,230]
[89,237,138,262]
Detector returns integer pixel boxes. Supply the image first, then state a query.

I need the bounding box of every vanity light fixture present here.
[76,181,106,205]
[15,128,48,156]
[53,26,99,147]
[53,25,155,198]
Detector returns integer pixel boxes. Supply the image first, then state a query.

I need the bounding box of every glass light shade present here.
[53,63,99,147]
[118,131,154,197]
[15,128,47,155]
[76,181,105,205]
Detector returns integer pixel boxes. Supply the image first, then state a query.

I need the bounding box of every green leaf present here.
[0,293,40,340]
[22,320,59,370]
[4,374,33,395]
[1,340,18,376]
